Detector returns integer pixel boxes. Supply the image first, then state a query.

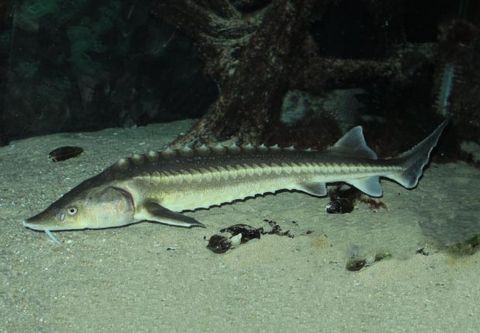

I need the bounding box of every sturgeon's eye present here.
[67,207,78,215]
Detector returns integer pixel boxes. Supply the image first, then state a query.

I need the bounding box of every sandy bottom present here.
[1,120,479,332]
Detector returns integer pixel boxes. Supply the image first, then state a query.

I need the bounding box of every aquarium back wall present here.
[0,0,217,142]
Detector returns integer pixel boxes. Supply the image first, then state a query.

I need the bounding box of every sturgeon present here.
[24,120,448,240]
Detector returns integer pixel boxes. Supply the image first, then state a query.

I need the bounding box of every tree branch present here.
[170,0,314,145]
[292,57,401,93]
[195,0,240,18]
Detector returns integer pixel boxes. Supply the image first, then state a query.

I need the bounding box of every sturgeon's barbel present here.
[24,120,448,239]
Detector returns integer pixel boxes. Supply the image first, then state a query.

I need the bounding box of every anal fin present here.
[297,182,328,197]
[347,177,383,197]
[137,201,205,228]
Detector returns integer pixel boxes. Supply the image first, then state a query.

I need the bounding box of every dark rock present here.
[49,146,84,162]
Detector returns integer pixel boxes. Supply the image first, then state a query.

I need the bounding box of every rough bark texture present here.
[155,0,315,145]
[153,0,440,147]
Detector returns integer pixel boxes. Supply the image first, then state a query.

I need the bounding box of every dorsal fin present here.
[329,126,377,160]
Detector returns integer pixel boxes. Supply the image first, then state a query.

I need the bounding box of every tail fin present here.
[389,120,448,189]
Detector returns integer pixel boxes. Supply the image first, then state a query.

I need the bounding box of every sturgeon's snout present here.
[23,218,45,231]
[23,208,62,231]
[23,219,62,243]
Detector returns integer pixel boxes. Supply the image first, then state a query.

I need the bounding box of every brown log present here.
[151,0,436,147]
[154,0,316,145]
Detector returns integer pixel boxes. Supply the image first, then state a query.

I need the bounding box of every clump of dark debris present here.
[346,251,391,272]
[325,186,386,214]
[206,219,296,254]
[416,247,431,256]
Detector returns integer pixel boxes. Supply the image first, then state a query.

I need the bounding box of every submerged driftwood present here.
[153,0,436,147]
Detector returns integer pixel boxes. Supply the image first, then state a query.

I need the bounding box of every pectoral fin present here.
[136,201,205,228]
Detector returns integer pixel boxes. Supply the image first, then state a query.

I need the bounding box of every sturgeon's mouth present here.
[23,219,43,231]
[23,220,62,244]
[22,215,56,231]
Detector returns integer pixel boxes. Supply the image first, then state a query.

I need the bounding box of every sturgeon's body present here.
[24,120,448,237]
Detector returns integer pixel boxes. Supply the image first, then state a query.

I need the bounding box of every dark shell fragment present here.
[346,251,391,271]
[207,234,232,254]
[326,187,359,214]
[220,224,262,242]
[206,220,294,254]
[325,198,354,214]
[326,186,386,214]
[49,146,84,162]
[262,219,294,238]
[346,258,367,271]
